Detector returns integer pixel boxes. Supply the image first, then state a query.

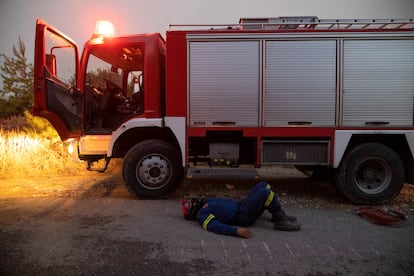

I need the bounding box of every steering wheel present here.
[104,78,126,101]
[104,78,122,91]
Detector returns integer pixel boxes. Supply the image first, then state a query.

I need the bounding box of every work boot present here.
[271,209,297,222]
[272,210,300,231]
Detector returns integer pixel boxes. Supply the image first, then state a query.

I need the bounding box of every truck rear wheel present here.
[336,143,404,205]
[123,139,183,198]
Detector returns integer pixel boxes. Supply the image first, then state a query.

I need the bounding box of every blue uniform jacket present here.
[196,198,240,236]
[194,182,281,237]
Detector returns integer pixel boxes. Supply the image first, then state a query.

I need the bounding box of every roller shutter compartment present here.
[264,40,337,126]
[342,40,414,126]
[189,41,260,127]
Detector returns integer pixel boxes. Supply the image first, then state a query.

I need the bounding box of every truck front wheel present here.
[336,143,404,205]
[123,140,183,198]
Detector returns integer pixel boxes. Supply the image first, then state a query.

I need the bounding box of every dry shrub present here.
[0,115,31,131]
[0,112,57,136]
[0,114,125,180]
[0,129,84,178]
[0,113,86,178]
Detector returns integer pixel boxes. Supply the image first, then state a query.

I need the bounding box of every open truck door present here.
[33,19,81,141]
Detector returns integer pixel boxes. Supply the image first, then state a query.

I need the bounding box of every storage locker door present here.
[189,41,260,126]
[264,40,337,126]
[342,40,414,126]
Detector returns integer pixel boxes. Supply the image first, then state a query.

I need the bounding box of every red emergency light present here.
[93,20,115,38]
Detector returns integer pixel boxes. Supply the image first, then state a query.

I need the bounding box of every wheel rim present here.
[136,154,171,190]
[353,157,392,194]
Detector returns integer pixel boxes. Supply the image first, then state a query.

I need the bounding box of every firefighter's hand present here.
[237,227,252,239]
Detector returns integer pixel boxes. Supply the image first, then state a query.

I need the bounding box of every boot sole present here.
[273,224,301,231]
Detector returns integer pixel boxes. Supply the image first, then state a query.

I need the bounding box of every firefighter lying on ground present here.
[180,181,300,238]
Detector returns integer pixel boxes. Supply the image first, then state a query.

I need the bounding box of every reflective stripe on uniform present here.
[265,191,274,207]
[266,184,271,190]
[203,214,215,230]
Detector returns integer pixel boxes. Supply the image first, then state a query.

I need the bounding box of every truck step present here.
[187,167,259,179]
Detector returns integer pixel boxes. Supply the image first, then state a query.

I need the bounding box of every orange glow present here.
[94,20,115,37]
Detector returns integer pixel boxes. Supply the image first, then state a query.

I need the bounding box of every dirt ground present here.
[1,162,413,215]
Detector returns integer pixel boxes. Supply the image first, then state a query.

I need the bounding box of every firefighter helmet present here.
[180,198,203,220]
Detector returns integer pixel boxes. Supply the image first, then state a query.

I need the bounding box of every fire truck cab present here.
[34,17,414,204]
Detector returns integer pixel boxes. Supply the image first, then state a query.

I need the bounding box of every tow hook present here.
[87,157,111,173]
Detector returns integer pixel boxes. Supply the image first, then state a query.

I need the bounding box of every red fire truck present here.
[34,17,414,204]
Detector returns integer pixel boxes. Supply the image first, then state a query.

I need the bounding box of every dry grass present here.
[0,129,84,178]
[0,115,85,178]
[0,116,124,198]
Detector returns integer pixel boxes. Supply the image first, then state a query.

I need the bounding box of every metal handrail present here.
[169,18,414,31]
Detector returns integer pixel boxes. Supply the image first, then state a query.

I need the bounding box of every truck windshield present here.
[84,45,144,132]
[86,54,122,89]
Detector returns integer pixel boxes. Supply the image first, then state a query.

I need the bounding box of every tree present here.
[0,97,9,116]
[0,37,34,116]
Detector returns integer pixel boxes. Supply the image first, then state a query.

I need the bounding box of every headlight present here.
[68,143,74,155]
[66,139,80,162]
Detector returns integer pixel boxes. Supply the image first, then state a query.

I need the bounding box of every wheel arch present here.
[110,126,182,161]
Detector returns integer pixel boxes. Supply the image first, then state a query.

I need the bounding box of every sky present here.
[0,0,413,73]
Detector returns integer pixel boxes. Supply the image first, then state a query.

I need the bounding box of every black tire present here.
[336,143,405,205]
[122,139,183,198]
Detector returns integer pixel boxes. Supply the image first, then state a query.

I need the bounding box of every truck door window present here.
[45,31,77,85]
[86,54,122,89]
[43,29,81,132]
